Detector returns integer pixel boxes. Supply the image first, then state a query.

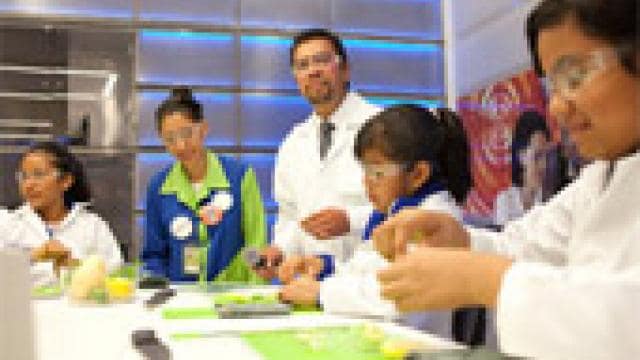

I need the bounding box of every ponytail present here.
[354,104,472,205]
[434,108,472,204]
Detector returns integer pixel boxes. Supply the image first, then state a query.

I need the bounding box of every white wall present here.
[453,0,540,96]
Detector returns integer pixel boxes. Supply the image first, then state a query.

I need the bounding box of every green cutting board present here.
[241,327,387,360]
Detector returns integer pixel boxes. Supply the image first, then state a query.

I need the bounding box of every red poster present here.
[457,69,559,222]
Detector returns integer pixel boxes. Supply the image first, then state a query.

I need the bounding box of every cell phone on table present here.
[144,288,176,309]
[131,329,171,360]
[138,276,169,289]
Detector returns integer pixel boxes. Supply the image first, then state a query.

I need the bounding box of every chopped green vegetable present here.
[109,263,138,279]
[87,287,108,304]
[213,292,278,306]
[32,285,62,298]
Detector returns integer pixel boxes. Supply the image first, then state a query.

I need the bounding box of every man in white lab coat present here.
[373,0,640,358]
[257,29,381,278]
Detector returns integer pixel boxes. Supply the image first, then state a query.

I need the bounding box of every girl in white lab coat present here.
[0,142,123,281]
[374,0,640,358]
[279,105,472,339]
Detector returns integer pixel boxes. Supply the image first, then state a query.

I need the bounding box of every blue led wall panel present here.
[138,30,236,86]
[0,0,133,18]
[367,97,443,109]
[240,0,331,30]
[240,94,310,148]
[240,153,277,209]
[240,35,444,96]
[332,0,442,39]
[348,41,444,96]
[240,35,296,90]
[137,91,238,147]
[138,0,236,25]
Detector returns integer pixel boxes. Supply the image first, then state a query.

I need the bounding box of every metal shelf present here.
[0,134,52,140]
[0,119,53,128]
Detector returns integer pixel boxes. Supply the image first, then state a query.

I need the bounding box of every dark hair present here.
[354,105,472,204]
[526,0,638,77]
[290,28,348,67]
[511,111,551,186]
[155,88,203,131]
[20,141,91,208]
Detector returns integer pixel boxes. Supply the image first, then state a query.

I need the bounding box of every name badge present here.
[170,216,192,240]
[183,246,202,275]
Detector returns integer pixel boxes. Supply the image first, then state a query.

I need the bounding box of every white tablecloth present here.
[34,287,460,360]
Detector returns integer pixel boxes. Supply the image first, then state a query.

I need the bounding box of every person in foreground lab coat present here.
[0,141,123,284]
[256,28,381,279]
[279,106,472,340]
[372,0,640,358]
[0,207,8,223]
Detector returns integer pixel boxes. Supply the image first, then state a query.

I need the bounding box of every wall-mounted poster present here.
[457,69,583,227]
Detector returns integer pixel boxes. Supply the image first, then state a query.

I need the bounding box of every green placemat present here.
[162,305,319,320]
[162,307,218,320]
[170,332,218,341]
[241,327,386,360]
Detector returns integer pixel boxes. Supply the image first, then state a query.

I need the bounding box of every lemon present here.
[380,338,420,359]
[105,277,134,300]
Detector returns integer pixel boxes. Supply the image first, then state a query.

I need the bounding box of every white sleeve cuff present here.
[467,226,500,254]
[346,205,373,236]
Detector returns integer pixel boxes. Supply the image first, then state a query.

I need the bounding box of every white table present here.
[34,287,460,360]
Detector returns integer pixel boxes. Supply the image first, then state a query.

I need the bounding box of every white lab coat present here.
[470,151,640,359]
[494,186,543,226]
[319,191,462,339]
[0,203,123,282]
[273,92,381,262]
